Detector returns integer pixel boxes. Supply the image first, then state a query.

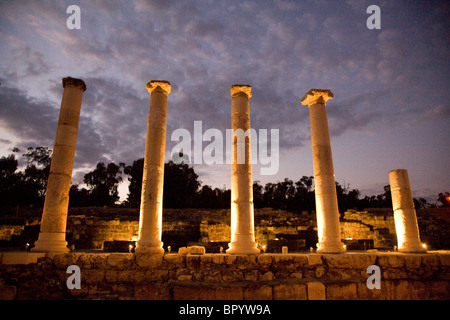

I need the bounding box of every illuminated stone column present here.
[301,89,346,253]
[226,84,259,255]
[32,77,86,256]
[389,169,427,253]
[136,80,171,255]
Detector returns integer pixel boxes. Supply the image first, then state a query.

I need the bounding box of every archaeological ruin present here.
[0,77,449,300]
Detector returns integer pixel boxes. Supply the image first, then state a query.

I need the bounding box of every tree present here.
[293,176,315,213]
[21,146,52,206]
[437,192,450,208]
[124,160,201,208]
[68,185,90,207]
[0,153,20,207]
[163,161,200,208]
[83,162,125,207]
[124,158,144,208]
[253,181,264,208]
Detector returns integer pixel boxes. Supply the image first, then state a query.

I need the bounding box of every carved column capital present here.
[231,84,252,98]
[301,89,333,106]
[62,77,86,92]
[146,80,171,95]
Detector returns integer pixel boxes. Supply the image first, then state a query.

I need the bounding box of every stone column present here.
[226,84,259,255]
[301,89,346,253]
[32,77,86,255]
[135,80,171,255]
[389,169,427,253]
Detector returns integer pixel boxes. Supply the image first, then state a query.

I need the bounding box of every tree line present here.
[1,147,449,214]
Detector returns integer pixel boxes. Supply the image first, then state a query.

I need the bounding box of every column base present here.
[226,241,260,255]
[135,239,164,255]
[398,242,427,253]
[31,232,69,257]
[316,241,347,254]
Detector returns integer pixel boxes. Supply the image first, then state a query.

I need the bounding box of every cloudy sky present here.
[0,0,448,202]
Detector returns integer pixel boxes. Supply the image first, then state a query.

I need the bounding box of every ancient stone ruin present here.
[1,77,449,300]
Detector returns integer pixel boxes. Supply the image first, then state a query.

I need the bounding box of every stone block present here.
[135,284,171,300]
[200,254,212,264]
[438,253,450,267]
[243,285,272,300]
[377,254,405,268]
[177,274,193,281]
[53,253,82,268]
[290,272,303,279]
[272,254,291,263]
[0,252,47,265]
[107,253,135,268]
[394,280,411,299]
[224,255,237,265]
[212,254,226,264]
[186,255,201,268]
[244,270,258,281]
[164,254,185,267]
[306,282,325,300]
[173,285,215,300]
[214,286,244,300]
[291,254,308,266]
[187,246,206,255]
[259,271,274,281]
[256,254,272,265]
[82,269,105,284]
[136,254,163,268]
[273,283,307,300]
[356,282,383,300]
[326,282,358,300]
[307,254,323,266]
[410,281,429,300]
[403,254,422,269]
[0,282,16,300]
[422,254,440,266]
[428,281,450,300]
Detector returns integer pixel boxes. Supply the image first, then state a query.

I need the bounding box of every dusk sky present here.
[0,0,448,203]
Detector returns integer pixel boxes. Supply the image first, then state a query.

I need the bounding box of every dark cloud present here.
[0,82,57,145]
[0,0,448,195]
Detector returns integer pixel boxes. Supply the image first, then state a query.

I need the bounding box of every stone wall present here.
[0,225,25,241]
[1,207,449,251]
[1,251,449,300]
[340,209,397,248]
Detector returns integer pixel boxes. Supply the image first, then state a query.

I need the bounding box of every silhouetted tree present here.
[437,192,450,208]
[68,185,90,207]
[293,176,315,213]
[123,158,144,208]
[163,161,200,208]
[253,181,264,208]
[83,162,125,207]
[0,153,20,207]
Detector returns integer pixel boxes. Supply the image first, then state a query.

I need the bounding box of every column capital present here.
[231,84,252,98]
[301,89,333,106]
[146,80,171,95]
[62,77,86,92]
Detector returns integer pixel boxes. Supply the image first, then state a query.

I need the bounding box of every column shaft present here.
[301,89,346,253]
[136,81,171,255]
[32,77,86,255]
[227,85,259,254]
[389,169,426,252]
